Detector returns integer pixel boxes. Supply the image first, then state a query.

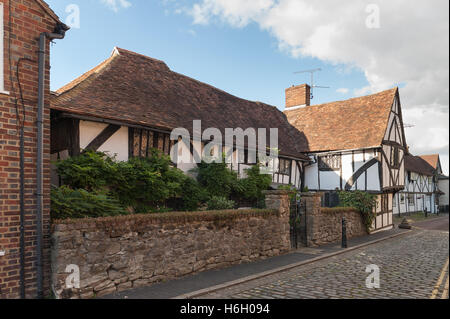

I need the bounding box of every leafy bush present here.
[55,151,117,191]
[236,165,273,202]
[174,176,209,211]
[51,186,126,220]
[207,196,236,210]
[111,152,185,213]
[196,160,240,198]
[338,191,377,232]
[54,150,204,215]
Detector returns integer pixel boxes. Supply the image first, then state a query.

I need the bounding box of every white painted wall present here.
[79,121,129,162]
[439,178,449,206]
[304,150,381,192]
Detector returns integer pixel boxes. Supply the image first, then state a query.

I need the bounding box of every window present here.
[408,194,415,205]
[390,146,400,168]
[318,154,341,171]
[409,172,418,182]
[400,194,405,204]
[0,2,7,94]
[278,158,291,175]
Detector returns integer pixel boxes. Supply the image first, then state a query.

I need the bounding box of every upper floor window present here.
[390,146,400,168]
[409,172,418,182]
[408,194,415,205]
[0,2,7,94]
[318,154,341,171]
[278,158,291,175]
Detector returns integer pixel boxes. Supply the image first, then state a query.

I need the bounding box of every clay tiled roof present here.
[419,154,440,170]
[51,48,309,159]
[284,88,398,153]
[405,155,435,176]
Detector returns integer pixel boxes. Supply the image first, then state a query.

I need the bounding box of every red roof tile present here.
[284,88,398,152]
[419,154,440,170]
[51,48,309,159]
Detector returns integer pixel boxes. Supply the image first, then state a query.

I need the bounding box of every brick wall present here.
[0,0,61,299]
[285,84,311,108]
[51,191,291,299]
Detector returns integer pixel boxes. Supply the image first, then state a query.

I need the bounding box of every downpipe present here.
[36,23,69,299]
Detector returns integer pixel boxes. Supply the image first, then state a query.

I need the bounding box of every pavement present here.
[104,226,411,299]
[412,214,449,232]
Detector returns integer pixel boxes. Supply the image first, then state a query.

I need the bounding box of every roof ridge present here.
[114,47,170,68]
[285,87,398,112]
[55,52,119,95]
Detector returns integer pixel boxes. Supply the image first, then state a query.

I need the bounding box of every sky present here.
[46,0,449,174]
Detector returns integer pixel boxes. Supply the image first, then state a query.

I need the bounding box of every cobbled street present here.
[197,227,449,299]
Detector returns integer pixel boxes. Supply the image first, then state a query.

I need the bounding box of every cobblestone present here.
[197,230,449,299]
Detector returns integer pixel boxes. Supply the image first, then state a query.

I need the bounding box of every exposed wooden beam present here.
[345,158,379,191]
[84,124,121,152]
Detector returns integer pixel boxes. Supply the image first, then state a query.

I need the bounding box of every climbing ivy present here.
[338,191,377,233]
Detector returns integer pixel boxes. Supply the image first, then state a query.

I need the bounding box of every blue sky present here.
[47,0,367,108]
[46,0,449,174]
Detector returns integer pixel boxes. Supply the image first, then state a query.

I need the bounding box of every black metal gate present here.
[290,195,307,249]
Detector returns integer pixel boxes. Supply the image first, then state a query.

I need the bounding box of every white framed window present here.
[0,2,7,94]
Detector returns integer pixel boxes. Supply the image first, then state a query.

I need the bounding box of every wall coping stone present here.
[52,209,278,230]
[262,190,294,195]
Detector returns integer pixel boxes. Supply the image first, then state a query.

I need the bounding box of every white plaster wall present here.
[341,153,354,185]
[440,178,449,206]
[320,170,341,190]
[366,164,381,191]
[79,121,129,162]
[305,163,319,190]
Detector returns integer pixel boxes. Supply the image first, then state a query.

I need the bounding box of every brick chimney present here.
[285,84,311,109]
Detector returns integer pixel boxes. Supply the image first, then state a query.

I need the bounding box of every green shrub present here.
[51,186,126,220]
[196,160,240,198]
[54,150,195,214]
[178,176,209,211]
[112,152,185,213]
[55,151,117,191]
[338,191,377,232]
[207,196,236,210]
[237,165,273,201]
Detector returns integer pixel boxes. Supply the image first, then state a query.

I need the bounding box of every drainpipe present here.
[36,23,69,299]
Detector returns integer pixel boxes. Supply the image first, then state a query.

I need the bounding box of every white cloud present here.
[185,0,449,174]
[336,88,349,94]
[101,0,132,12]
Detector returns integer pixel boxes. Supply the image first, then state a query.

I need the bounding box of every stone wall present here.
[302,193,368,247]
[51,191,291,299]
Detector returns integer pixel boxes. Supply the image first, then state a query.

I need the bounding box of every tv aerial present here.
[294,68,330,100]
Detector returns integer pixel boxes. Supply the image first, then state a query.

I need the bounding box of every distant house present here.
[393,154,443,215]
[50,48,309,189]
[439,175,449,213]
[284,85,408,233]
